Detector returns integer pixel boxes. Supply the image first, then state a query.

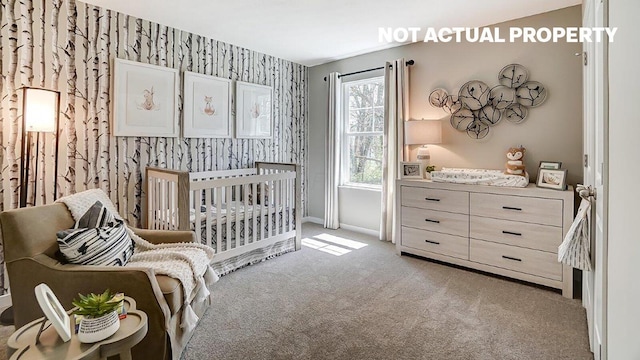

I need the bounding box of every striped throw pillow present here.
[57,201,135,266]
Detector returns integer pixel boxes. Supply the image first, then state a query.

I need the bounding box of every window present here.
[341,77,384,188]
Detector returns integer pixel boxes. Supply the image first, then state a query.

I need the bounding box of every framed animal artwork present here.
[183,72,232,138]
[235,81,273,139]
[112,58,179,137]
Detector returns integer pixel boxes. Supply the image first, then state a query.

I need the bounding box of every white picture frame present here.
[536,168,568,190]
[113,58,179,137]
[183,71,232,138]
[34,283,71,342]
[400,162,424,179]
[235,81,273,139]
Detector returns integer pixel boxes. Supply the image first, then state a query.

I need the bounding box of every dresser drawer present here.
[470,193,562,226]
[401,226,468,260]
[401,207,468,237]
[470,216,563,253]
[401,186,469,214]
[469,239,562,281]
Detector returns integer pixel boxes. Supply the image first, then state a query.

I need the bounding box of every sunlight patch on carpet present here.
[314,233,368,249]
[301,233,368,256]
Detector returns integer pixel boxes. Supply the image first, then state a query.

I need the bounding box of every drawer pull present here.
[424,240,440,245]
[502,255,522,262]
[424,219,440,224]
[502,206,522,211]
[424,197,441,202]
[502,230,522,236]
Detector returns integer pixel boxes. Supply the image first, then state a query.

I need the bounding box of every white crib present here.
[145,162,301,274]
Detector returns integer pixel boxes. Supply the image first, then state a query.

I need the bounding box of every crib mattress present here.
[430,167,529,187]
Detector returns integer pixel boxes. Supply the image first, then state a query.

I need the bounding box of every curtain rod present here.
[323,59,414,81]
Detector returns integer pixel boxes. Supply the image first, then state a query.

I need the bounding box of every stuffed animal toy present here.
[505,146,526,176]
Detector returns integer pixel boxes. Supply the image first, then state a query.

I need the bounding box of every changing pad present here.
[430,167,529,188]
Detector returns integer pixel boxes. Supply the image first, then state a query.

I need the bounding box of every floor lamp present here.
[1,88,60,326]
[19,87,61,207]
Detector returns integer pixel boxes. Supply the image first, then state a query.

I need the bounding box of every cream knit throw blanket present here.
[57,189,218,332]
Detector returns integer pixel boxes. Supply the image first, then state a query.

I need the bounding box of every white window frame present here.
[340,76,385,189]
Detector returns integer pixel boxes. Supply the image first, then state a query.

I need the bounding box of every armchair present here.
[0,203,206,360]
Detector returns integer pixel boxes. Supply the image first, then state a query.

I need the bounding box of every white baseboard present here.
[339,223,379,238]
[0,294,12,309]
[302,217,379,238]
[302,216,323,225]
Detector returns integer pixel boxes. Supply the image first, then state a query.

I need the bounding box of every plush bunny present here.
[505,146,526,176]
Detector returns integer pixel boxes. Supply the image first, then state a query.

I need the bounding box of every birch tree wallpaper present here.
[0,0,308,295]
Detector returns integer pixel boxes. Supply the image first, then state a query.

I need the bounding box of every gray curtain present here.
[380,59,409,242]
[324,72,341,229]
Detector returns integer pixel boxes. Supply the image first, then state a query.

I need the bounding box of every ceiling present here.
[82,0,580,67]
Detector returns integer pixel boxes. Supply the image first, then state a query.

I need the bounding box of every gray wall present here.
[308,6,583,230]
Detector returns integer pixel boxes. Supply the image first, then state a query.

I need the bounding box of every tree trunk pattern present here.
[0,2,5,295]
[63,0,77,196]
[5,0,20,209]
[132,17,142,227]
[38,0,46,205]
[0,0,308,284]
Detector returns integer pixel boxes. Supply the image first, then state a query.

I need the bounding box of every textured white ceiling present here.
[82,0,580,66]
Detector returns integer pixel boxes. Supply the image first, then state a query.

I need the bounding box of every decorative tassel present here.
[204,265,219,285]
[181,303,199,331]
[194,277,210,303]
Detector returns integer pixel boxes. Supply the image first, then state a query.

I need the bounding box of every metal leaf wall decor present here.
[428,64,547,139]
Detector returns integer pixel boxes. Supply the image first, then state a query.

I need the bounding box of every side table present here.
[7,297,147,360]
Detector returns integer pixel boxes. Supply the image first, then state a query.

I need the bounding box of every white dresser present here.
[395,180,574,298]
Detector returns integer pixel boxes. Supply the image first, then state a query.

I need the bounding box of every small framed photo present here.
[536,168,568,190]
[183,71,232,138]
[400,162,424,179]
[539,161,562,170]
[112,58,179,137]
[235,81,273,139]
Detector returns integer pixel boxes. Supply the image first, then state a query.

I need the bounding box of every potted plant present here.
[72,289,121,343]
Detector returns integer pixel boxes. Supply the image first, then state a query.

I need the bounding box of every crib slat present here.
[216,187,222,254]
[226,185,232,249]
[205,188,212,247]
[267,181,273,238]
[243,183,249,244]
[169,181,175,230]
[260,182,266,240]
[275,179,280,236]
[194,189,203,244]
[147,177,153,229]
[235,184,240,249]
[157,179,163,230]
[252,182,258,244]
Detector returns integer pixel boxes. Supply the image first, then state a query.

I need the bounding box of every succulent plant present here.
[72,289,120,318]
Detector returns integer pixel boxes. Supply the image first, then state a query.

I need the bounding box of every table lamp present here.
[404,119,442,169]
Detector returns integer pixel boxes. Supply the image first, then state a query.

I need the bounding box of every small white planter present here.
[77,311,120,343]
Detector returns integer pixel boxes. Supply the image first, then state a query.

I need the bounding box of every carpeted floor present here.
[0,224,593,360]
[182,223,593,360]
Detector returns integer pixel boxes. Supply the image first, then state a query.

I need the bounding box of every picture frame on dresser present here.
[400,162,424,179]
[536,168,568,190]
[183,71,232,138]
[539,161,562,170]
[112,58,179,137]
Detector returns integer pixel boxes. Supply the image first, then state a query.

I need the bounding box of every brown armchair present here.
[0,203,208,360]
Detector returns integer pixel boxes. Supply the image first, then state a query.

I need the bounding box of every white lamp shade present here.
[404,120,442,145]
[24,88,59,133]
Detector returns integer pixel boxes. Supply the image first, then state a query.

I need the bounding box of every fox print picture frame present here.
[113,58,179,137]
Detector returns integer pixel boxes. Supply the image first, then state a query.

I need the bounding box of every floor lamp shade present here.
[23,88,59,133]
[20,87,61,207]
